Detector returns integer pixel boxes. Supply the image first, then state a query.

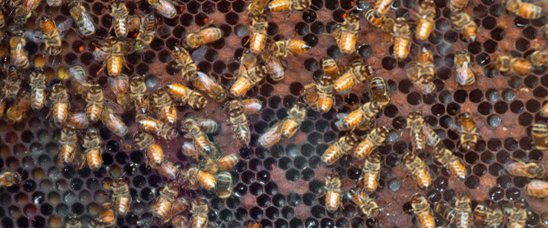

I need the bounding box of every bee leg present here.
[222,74,236,80]
[316,193,326,199]
[96,64,106,76]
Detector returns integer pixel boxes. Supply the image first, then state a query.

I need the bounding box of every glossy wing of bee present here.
[267,0,311,12]
[354,126,388,160]
[270,39,311,58]
[85,84,104,123]
[280,102,307,138]
[82,128,103,170]
[257,121,284,148]
[505,161,545,179]
[411,194,435,228]
[69,0,96,37]
[0,171,21,188]
[422,125,441,149]
[147,0,178,19]
[29,69,46,110]
[190,199,209,228]
[361,153,382,192]
[158,160,180,180]
[450,11,477,42]
[110,0,129,39]
[135,14,158,51]
[323,171,342,212]
[529,49,548,67]
[240,98,263,115]
[525,180,548,198]
[98,202,117,227]
[415,0,435,40]
[334,13,359,54]
[6,90,31,124]
[249,16,268,54]
[322,132,361,165]
[108,74,131,108]
[152,89,177,125]
[193,117,220,135]
[49,84,70,127]
[507,202,527,228]
[406,111,426,151]
[452,193,472,228]
[248,0,269,17]
[230,65,267,97]
[66,112,90,129]
[152,182,178,220]
[39,16,62,55]
[402,152,431,189]
[184,27,223,49]
[457,112,478,151]
[215,171,233,198]
[369,77,390,107]
[101,107,129,137]
[505,0,541,19]
[334,58,374,94]
[129,76,149,113]
[189,71,226,102]
[392,17,411,59]
[454,50,476,86]
[9,31,29,69]
[166,83,207,109]
[181,118,219,158]
[335,101,382,131]
[349,188,380,218]
[435,201,456,226]
[216,154,239,172]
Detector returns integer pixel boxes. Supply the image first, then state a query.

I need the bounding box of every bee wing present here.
[241,98,263,115]
[258,121,284,147]
[56,17,74,38]
[23,30,44,43]
[455,61,470,85]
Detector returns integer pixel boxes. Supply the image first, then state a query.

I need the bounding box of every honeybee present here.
[321,57,340,78]
[457,112,478,150]
[411,193,435,228]
[6,90,31,124]
[248,0,269,17]
[100,38,129,77]
[66,112,90,130]
[258,102,306,148]
[433,147,467,180]
[133,131,164,168]
[505,161,545,179]
[416,0,435,41]
[249,15,268,54]
[57,127,78,166]
[162,197,189,225]
[135,14,157,51]
[107,179,131,217]
[267,0,310,12]
[152,89,177,125]
[14,0,41,24]
[69,0,96,37]
[505,0,541,19]
[373,0,393,17]
[226,99,262,146]
[68,66,90,96]
[181,118,219,158]
[38,16,62,55]
[361,153,381,192]
[230,65,267,97]
[473,202,503,227]
[152,182,178,220]
[392,17,411,59]
[449,0,468,12]
[182,141,202,159]
[354,127,388,160]
[493,55,532,75]
[193,117,220,134]
[29,69,46,110]
[166,83,207,109]
[423,124,441,147]
[531,123,548,149]
[110,0,129,39]
[10,30,29,69]
[184,26,223,49]
[190,199,209,228]
[97,202,116,227]
[215,171,233,198]
[270,39,311,58]
[0,171,21,187]
[49,83,70,128]
[436,193,471,227]
[406,111,426,150]
[185,167,216,190]
[335,101,383,131]
[322,171,342,212]
[364,9,394,33]
[129,76,148,113]
[525,180,548,198]
[529,49,548,67]
[302,74,334,113]
[137,115,178,140]
[65,216,82,228]
[406,63,436,94]
[454,50,476,86]
[507,202,527,228]
[47,0,62,7]
[331,13,359,54]
[147,0,179,19]
[171,215,188,228]
[246,221,262,228]
[158,160,179,180]
[85,84,104,123]
[450,11,477,42]
[322,132,361,165]
[101,107,129,137]
[333,58,374,94]
[349,188,380,218]
[203,154,239,173]
[403,152,431,189]
[369,77,390,107]
[1,66,22,99]
[260,52,286,81]
[82,128,103,170]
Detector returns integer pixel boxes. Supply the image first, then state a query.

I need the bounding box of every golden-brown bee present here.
[190,199,209,228]
[369,77,391,107]
[230,65,268,97]
[85,84,104,123]
[246,221,262,228]
[406,63,436,94]
[110,0,129,39]
[151,182,178,220]
[349,188,380,218]
[66,112,90,130]
[1,66,22,100]
[411,193,435,228]
[249,15,268,54]
[435,192,471,227]
[331,13,359,54]
[166,83,207,109]
[403,152,431,189]
[38,16,62,55]
[129,76,148,113]
[525,180,548,198]
[135,14,158,51]
[457,112,478,150]
[69,0,96,37]
[267,0,310,12]
[450,11,477,42]
[65,216,82,228]
[364,9,394,33]
[68,66,90,96]
[449,0,468,12]
[473,202,503,227]
[505,0,541,19]
[14,0,41,24]
[416,46,435,80]
[6,90,31,124]
[407,111,426,150]
[321,57,340,78]
[239,50,258,77]
[101,107,129,137]
[185,167,216,190]
[322,132,361,165]
[423,124,441,147]
[171,215,188,228]
[29,69,46,110]
[494,55,533,75]
[434,147,467,180]
[162,197,189,225]
[392,17,411,60]
[455,50,476,86]
[193,117,220,134]
[181,118,219,158]
[49,83,70,128]
[507,202,527,228]
[137,114,178,140]
[416,0,435,41]
[147,0,179,19]
[505,161,545,179]
[263,53,286,81]
[226,99,262,146]
[0,171,21,188]
[333,58,374,94]
[215,171,233,198]
[270,39,311,58]
[97,202,117,227]
[216,154,239,172]
[258,102,306,148]
[46,0,62,7]
[373,0,393,17]
[107,179,131,217]
[152,89,177,125]
[529,49,548,67]
[354,127,388,160]
[302,74,335,113]
[82,128,103,170]
[184,27,223,49]
[10,30,29,69]
[322,171,342,212]
[57,127,79,167]
[361,153,381,192]
[158,160,179,180]
[100,39,129,77]
[335,101,383,131]
[248,0,269,17]
[133,131,164,168]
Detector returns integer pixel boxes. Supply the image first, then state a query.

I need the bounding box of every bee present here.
[454,50,476,86]
[507,202,527,228]
[152,182,178,220]
[529,49,548,67]
[494,55,532,75]
[101,107,129,137]
[263,53,286,81]
[210,154,239,172]
[166,83,207,109]
[158,160,179,180]
[505,0,541,19]
[349,188,380,218]
[226,99,262,146]
[10,30,29,69]
[57,127,79,166]
[270,39,311,58]
[302,74,335,113]
[84,84,104,123]
[373,0,393,17]
[46,0,62,7]
[361,153,381,192]
[171,215,188,228]
[331,13,359,54]
[100,39,129,77]
[416,0,435,41]
[434,147,468,180]
[0,171,21,187]
[248,0,269,17]
[267,0,310,12]
[335,101,383,131]
[14,0,41,24]
[152,89,177,125]
[354,126,388,160]
[38,16,62,55]
[182,141,202,159]
[525,180,548,198]
[239,50,258,77]
[194,117,220,134]
[49,83,70,128]
[137,115,178,140]
[258,102,307,148]
[147,0,179,19]
[29,69,46,110]
[403,152,431,189]
[66,112,90,130]
[457,112,478,150]
[321,171,342,212]
[215,171,233,198]
[129,76,148,113]
[473,202,503,227]
[108,74,131,108]
[82,128,103,170]
[411,193,435,228]
[450,11,477,42]
[6,90,31,124]
[435,193,471,227]
[406,63,436,94]
[133,131,164,168]
[107,179,131,217]
[406,111,426,150]
[69,0,96,37]
[423,124,441,147]
[369,77,390,108]
[392,17,411,59]
[417,46,434,80]
[364,10,394,33]
[449,0,468,11]
[97,202,116,227]
[135,14,157,51]
[246,221,262,228]
[181,118,219,158]
[1,66,22,99]
[230,65,268,97]
[184,26,223,49]
[161,197,189,225]
[186,167,216,190]
[333,58,374,94]
[190,199,209,228]
[322,132,361,165]
[110,0,129,39]
[531,123,548,149]
[65,216,82,228]
[68,66,90,96]
[321,57,340,78]
[249,15,268,54]
[505,161,545,178]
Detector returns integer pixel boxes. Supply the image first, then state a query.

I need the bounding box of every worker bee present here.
[531,123,548,149]
[321,57,340,78]
[331,13,359,54]
[406,63,436,94]
[267,0,310,12]
[423,124,441,148]
[529,49,548,67]
[249,15,268,54]
[416,0,435,40]
[2,66,21,100]
[204,154,239,173]
[181,118,219,158]
[411,193,435,228]
[354,126,388,160]
[152,89,177,125]
[361,153,381,192]
[99,38,129,77]
[97,202,117,227]
[457,112,478,150]
[248,0,269,17]
[373,0,393,17]
[454,50,476,86]
[473,202,503,227]
[49,83,70,128]
[184,26,223,49]
[151,182,178,220]
[230,65,268,97]
[57,127,78,166]
[240,97,263,113]
[65,216,82,228]
[14,0,41,24]
[364,10,394,33]
[69,0,96,37]
[246,221,262,228]
[194,117,220,134]
[449,0,468,12]
[226,99,262,146]
[185,167,216,190]
[29,69,46,110]
[349,188,380,218]
[321,171,342,212]
[166,83,207,109]
[505,0,541,19]
[450,11,477,42]
[82,128,103,170]
[407,111,426,151]
[262,52,286,81]
[133,131,164,168]
[85,84,104,123]
[416,46,434,81]
[0,171,21,187]
[10,30,29,69]
[333,58,374,94]
[135,14,157,51]
[215,171,233,198]
[525,180,548,198]
[505,161,545,179]
[322,132,361,165]
[38,16,62,55]
[129,76,148,113]
[270,39,311,58]
[110,0,129,39]
[435,193,472,227]
[507,202,527,228]
[6,90,31,124]
[47,0,62,7]
[434,147,468,180]
[494,55,532,75]
[66,112,90,130]
[369,77,390,107]
[147,0,179,19]
[258,102,307,148]
[392,17,411,59]
[137,115,178,140]
[191,71,226,102]
[190,199,209,228]
[68,66,90,96]
[161,197,189,225]
[107,179,131,217]
[403,152,431,189]
[302,74,335,113]
[101,107,129,137]
[171,215,188,228]
[157,160,179,180]
[335,101,383,131]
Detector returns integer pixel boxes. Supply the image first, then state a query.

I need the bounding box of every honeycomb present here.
[0,0,547,227]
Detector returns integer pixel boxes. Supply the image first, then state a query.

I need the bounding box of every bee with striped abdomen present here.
[14,0,41,24]
[258,102,306,148]
[269,39,311,58]
[69,0,96,37]
[407,111,426,151]
[215,172,233,198]
[415,0,435,41]
[331,13,360,54]
[505,161,545,179]
[529,49,548,67]
[129,76,148,113]
[10,30,29,69]
[85,84,104,123]
[101,107,129,137]
[133,131,164,169]
[262,51,286,81]
[226,99,263,146]
[349,188,380,218]
[507,202,527,228]
[369,77,391,107]
[249,15,268,54]
[321,57,340,78]
[97,202,117,227]
[194,117,220,135]
[135,14,158,51]
[302,74,335,113]
[0,171,21,188]
[181,118,219,158]
[137,114,178,140]
[190,199,209,228]
[411,193,435,228]
[248,0,269,17]
[335,101,383,131]
[166,83,207,109]
[267,0,310,12]
[110,0,129,39]
[457,112,478,150]
[6,90,31,124]
[147,0,179,19]
[373,0,393,17]
[38,16,62,55]
[184,167,216,191]
[29,69,46,110]
[473,202,503,227]
[152,182,178,220]
[322,132,361,165]
[403,152,431,189]
[49,83,70,128]
[108,73,131,108]
[66,112,90,130]
[333,58,374,94]
[354,126,388,160]
[455,50,476,86]
[99,38,129,77]
[82,128,103,170]
[361,153,381,192]
[184,26,223,49]
[57,127,79,167]
[322,171,342,212]
[525,180,548,198]
[106,178,131,217]
[434,147,468,181]
[505,0,541,19]
[450,11,477,42]
[152,89,177,125]
[230,65,268,97]
[69,66,90,96]
[392,17,411,59]
[406,62,436,94]
[494,55,532,75]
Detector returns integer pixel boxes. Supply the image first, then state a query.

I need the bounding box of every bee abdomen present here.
[267,0,290,12]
